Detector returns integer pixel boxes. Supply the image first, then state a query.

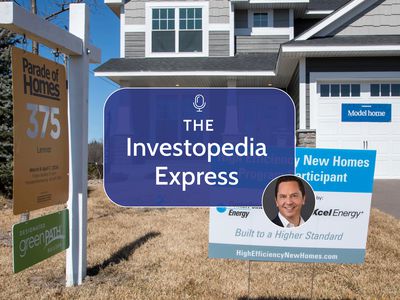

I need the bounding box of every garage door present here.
[315,82,400,179]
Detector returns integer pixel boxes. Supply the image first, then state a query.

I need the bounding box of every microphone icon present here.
[193,94,206,112]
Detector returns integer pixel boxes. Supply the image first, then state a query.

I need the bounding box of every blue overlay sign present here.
[342,103,391,122]
[104,88,295,206]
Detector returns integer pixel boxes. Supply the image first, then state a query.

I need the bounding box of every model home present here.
[95,0,400,178]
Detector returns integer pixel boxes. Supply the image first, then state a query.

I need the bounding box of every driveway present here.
[371,179,400,219]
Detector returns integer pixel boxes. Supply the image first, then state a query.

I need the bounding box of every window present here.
[381,84,390,96]
[253,13,268,27]
[392,84,400,96]
[320,84,361,97]
[151,7,203,54]
[371,84,380,96]
[331,84,340,97]
[351,84,360,97]
[370,83,400,97]
[320,84,330,97]
[179,8,202,52]
[152,9,175,52]
[340,84,350,97]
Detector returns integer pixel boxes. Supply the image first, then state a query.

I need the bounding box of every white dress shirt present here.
[278,212,305,228]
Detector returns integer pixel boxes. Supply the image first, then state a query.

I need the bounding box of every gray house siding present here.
[336,0,400,35]
[209,0,230,24]
[274,9,289,28]
[124,0,230,25]
[125,1,145,25]
[209,31,230,56]
[125,32,146,58]
[305,57,400,128]
[236,35,289,53]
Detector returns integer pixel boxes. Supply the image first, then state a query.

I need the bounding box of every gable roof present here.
[279,35,400,59]
[296,0,381,40]
[286,35,400,46]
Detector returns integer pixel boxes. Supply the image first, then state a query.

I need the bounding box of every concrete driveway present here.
[371,179,400,219]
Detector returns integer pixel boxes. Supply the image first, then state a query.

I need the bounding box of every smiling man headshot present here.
[272,175,306,228]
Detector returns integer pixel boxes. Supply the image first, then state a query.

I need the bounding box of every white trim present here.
[124,24,146,32]
[282,45,400,53]
[316,0,380,37]
[305,10,334,15]
[120,6,125,58]
[235,9,291,36]
[142,52,208,58]
[145,2,209,58]
[209,23,230,31]
[104,0,123,4]
[95,71,276,77]
[229,1,235,57]
[295,0,367,41]
[248,9,272,29]
[309,71,400,129]
[299,58,306,129]
[248,0,308,3]
[251,27,292,36]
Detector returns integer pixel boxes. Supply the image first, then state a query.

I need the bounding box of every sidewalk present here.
[371,180,400,219]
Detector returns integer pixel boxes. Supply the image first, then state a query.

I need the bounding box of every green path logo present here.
[12,209,69,273]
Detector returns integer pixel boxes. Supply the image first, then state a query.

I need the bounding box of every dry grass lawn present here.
[1,180,399,299]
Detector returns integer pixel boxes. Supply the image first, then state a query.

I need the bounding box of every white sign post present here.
[66,4,90,286]
[0,1,101,286]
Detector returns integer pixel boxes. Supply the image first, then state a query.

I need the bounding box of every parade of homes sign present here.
[12,47,69,214]
[104,88,295,207]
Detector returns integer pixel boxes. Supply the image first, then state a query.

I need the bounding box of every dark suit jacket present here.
[271,215,284,227]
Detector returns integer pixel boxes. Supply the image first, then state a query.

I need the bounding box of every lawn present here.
[1,180,399,299]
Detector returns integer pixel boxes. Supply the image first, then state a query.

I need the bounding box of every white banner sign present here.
[209,148,376,264]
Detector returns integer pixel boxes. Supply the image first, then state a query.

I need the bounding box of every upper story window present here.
[371,84,400,97]
[152,9,175,52]
[253,13,268,27]
[147,2,208,57]
[179,8,202,52]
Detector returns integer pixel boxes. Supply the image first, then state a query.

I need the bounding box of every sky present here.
[14,0,121,141]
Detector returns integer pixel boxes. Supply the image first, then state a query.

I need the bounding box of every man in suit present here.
[272,175,306,228]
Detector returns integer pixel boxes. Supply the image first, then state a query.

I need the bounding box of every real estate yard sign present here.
[12,209,69,273]
[12,47,69,214]
[209,148,376,264]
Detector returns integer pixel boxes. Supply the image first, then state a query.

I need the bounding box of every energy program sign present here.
[12,209,69,273]
[12,47,69,214]
[104,88,295,206]
[209,148,376,264]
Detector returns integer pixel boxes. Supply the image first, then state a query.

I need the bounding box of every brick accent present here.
[296,129,316,148]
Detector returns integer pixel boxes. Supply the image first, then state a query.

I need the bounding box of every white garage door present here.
[315,82,400,179]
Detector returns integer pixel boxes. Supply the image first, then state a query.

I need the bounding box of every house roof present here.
[94,53,278,73]
[279,35,400,60]
[94,53,285,87]
[284,35,400,47]
[307,0,351,11]
[296,0,381,40]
